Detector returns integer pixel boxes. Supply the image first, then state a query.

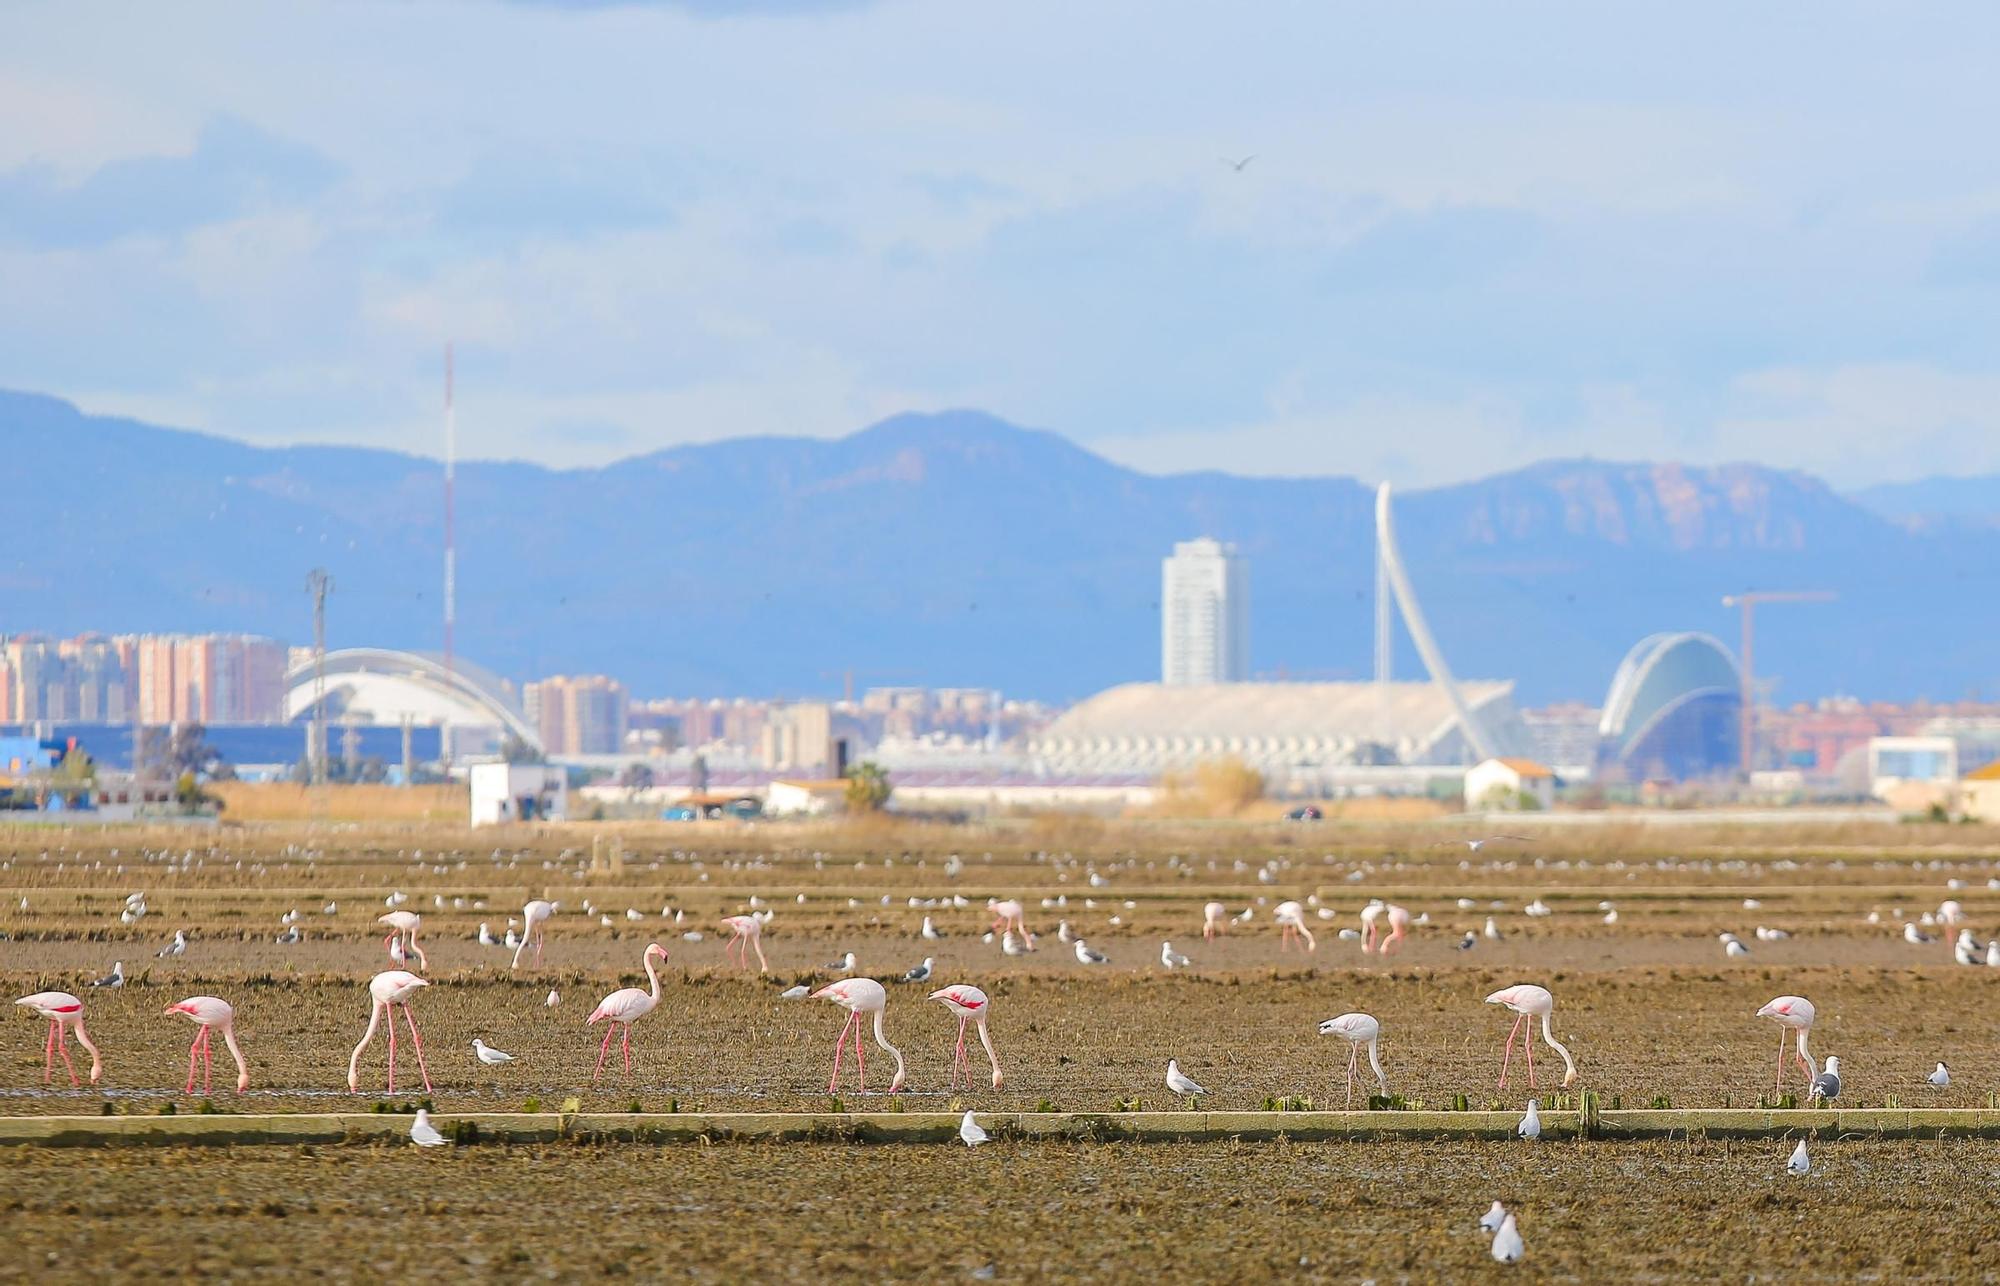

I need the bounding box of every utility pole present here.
[307,569,333,786]
[1720,590,1835,776]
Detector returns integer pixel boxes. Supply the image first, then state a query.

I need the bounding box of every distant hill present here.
[1849,474,2000,529]
[4,388,1997,704]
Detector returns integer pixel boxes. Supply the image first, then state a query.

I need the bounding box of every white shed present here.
[1464,757,1556,811]
[470,762,568,826]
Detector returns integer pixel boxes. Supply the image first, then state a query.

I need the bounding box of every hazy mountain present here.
[5,388,1997,705]
[1849,475,2000,529]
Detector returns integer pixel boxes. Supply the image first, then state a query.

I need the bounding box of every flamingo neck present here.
[1365,1036,1388,1092]
[1539,1013,1577,1078]
[644,954,662,1002]
[871,1009,906,1083]
[976,1018,1003,1083]
[1795,1028,1817,1080]
[221,1024,249,1086]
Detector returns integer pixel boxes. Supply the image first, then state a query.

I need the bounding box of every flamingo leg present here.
[43,1020,56,1085]
[534,932,544,965]
[621,1023,632,1075]
[1346,1043,1359,1108]
[955,1016,971,1090]
[855,1024,867,1093]
[202,1027,215,1094]
[54,1023,79,1088]
[1775,1026,1786,1096]
[829,1012,855,1093]
[752,937,768,972]
[1524,1027,1537,1089]
[401,1004,432,1092]
[593,1024,617,1084]
[1498,1014,1525,1089]
[386,1007,398,1094]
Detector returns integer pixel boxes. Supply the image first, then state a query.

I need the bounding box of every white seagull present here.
[471,1038,515,1066]
[545,990,561,1007]
[410,1109,447,1147]
[1928,1061,1950,1089]
[1056,921,1075,944]
[87,961,124,989]
[157,930,187,958]
[1787,1138,1810,1175]
[902,958,934,984]
[1480,1200,1507,1232]
[779,984,810,1000]
[1002,930,1030,957]
[1436,836,1533,853]
[921,916,941,941]
[1165,1059,1207,1103]
[1160,941,1191,969]
[276,925,302,945]
[825,952,858,973]
[1491,1213,1524,1263]
[959,1110,989,1147]
[1074,939,1109,965]
[1517,1099,1542,1140]
[477,922,498,947]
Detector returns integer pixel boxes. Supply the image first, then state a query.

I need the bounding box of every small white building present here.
[1465,757,1556,811]
[470,762,568,826]
[764,778,848,817]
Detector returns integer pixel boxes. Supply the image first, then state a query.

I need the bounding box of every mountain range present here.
[5,388,1998,706]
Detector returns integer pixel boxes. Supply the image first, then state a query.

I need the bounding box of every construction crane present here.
[1720,590,1835,776]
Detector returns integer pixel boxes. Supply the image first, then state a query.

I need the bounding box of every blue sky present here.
[5,1,2000,487]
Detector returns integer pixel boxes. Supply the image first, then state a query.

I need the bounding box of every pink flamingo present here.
[719,915,770,971]
[986,898,1031,939]
[1275,901,1318,952]
[377,911,429,972]
[347,970,433,1094]
[1485,984,1577,1090]
[1202,901,1227,942]
[1755,995,1818,1096]
[813,978,906,1094]
[1361,901,1410,954]
[929,984,1004,1089]
[512,899,556,970]
[164,996,249,1094]
[1317,1012,1387,1107]
[14,991,102,1087]
[587,942,668,1083]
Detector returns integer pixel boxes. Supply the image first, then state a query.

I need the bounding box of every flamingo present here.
[1361,903,1410,954]
[347,970,433,1094]
[986,899,1031,940]
[587,942,669,1083]
[1755,995,1818,1096]
[1202,901,1227,942]
[1274,901,1318,952]
[14,991,102,1086]
[377,911,428,973]
[1317,1012,1387,1107]
[929,984,1003,1090]
[813,978,906,1094]
[719,915,770,971]
[511,899,556,970]
[1485,984,1578,1090]
[164,996,249,1094]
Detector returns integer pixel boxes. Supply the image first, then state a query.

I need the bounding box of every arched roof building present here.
[283,649,541,754]
[1598,632,1740,780]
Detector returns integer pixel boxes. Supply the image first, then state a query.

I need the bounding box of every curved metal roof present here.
[283,648,541,750]
[1598,632,1739,750]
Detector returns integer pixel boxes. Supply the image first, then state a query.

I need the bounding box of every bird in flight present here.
[1221,154,1256,172]
[1435,836,1534,853]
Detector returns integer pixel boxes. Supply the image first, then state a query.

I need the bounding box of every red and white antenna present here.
[443,342,457,765]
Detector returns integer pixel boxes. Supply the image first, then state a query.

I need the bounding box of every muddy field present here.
[2,818,1999,1278]
[5,1138,1999,1281]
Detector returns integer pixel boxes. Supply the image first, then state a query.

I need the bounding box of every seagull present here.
[157,930,187,958]
[1517,1099,1542,1140]
[322,902,338,915]
[1481,1200,1506,1232]
[1456,932,1477,951]
[477,923,498,947]
[1221,154,1256,172]
[545,989,561,1007]
[1953,930,1982,966]
[1524,900,1552,918]
[87,961,124,988]
[959,1110,989,1147]
[1928,1061,1950,1089]
[1484,917,1501,940]
[1165,1059,1207,1103]
[1491,1213,1524,1263]
[779,984,810,1000]
[1989,940,2000,968]
[1755,926,1791,941]
[1787,1138,1810,1175]
[276,925,302,945]
[1810,1055,1841,1100]
[410,1109,447,1147]
[1337,928,1362,941]
[1904,923,1935,945]
[1436,836,1533,853]
[1074,939,1108,965]
[1725,939,1750,959]
[903,958,934,984]
[921,916,941,941]
[504,927,521,949]
[1002,930,1029,957]
[1160,941,1191,969]
[1057,921,1075,944]
[825,952,857,973]
[471,1038,515,1066]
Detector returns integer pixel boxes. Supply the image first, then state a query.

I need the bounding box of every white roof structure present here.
[1029,680,1529,777]
[283,648,541,753]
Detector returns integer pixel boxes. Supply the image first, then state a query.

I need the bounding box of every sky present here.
[5,1,2000,489]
